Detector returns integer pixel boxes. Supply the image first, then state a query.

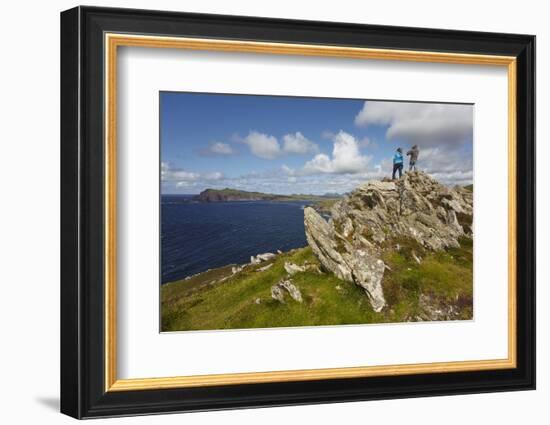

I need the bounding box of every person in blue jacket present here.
[392,147,404,179]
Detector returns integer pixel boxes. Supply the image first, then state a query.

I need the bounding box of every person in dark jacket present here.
[406,144,419,171]
[392,148,404,179]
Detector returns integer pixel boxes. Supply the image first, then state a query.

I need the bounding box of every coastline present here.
[161,239,473,332]
[160,198,330,284]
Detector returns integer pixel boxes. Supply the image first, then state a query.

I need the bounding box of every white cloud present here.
[303,131,371,174]
[415,146,473,185]
[354,101,473,147]
[202,142,234,156]
[282,132,319,154]
[240,131,319,159]
[161,162,224,186]
[359,136,371,147]
[203,171,224,180]
[242,131,281,159]
[351,101,473,184]
[321,130,335,140]
[161,162,200,182]
[281,164,295,176]
[162,151,471,195]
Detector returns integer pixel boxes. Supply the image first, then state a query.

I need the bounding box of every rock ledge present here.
[304,172,473,312]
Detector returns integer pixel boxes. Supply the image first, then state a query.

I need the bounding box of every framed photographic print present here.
[60,6,536,419]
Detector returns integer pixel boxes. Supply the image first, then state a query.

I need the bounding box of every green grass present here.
[161,240,473,332]
[381,237,473,321]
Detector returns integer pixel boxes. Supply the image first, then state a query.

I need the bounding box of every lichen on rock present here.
[271,278,303,303]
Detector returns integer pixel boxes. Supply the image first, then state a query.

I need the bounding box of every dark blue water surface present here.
[161,195,311,284]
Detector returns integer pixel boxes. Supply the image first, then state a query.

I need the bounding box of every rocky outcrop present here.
[271,278,303,303]
[256,263,273,272]
[250,253,276,264]
[284,261,320,275]
[271,284,286,303]
[284,262,306,275]
[304,171,473,312]
[231,265,245,274]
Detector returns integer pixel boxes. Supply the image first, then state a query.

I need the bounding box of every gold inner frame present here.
[104,33,517,392]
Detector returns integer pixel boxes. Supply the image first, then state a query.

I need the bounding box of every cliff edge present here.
[304,171,473,312]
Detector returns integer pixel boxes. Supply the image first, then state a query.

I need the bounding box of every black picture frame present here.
[61,5,536,419]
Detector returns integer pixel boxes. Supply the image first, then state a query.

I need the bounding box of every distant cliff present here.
[195,188,340,203]
[196,188,275,202]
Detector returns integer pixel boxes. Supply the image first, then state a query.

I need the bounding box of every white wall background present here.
[0,0,545,423]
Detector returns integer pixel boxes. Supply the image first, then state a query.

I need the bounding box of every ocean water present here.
[161,195,311,284]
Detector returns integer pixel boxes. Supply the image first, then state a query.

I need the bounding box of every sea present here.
[161,195,312,284]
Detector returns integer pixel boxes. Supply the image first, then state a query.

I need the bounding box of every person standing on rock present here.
[406,144,419,171]
[392,147,404,179]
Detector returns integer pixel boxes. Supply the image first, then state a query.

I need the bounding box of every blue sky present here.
[161,92,473,195]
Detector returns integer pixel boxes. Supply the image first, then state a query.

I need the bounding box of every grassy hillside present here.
[161,238,473,332]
